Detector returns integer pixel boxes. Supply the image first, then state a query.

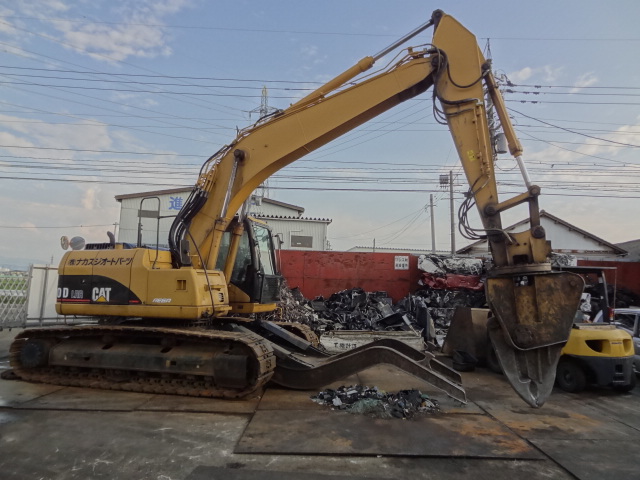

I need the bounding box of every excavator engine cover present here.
[486,271,584,407]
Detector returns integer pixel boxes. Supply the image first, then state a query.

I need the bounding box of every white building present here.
[114,188,331,251]
[456,211,628,261]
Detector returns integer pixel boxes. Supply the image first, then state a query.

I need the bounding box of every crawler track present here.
[9,325,275,398]
[272,321,321,347]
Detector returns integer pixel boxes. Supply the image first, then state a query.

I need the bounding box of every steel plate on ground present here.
[19,386,153,411]
[187,466,370,480]
[474,396,640,440]
[235,410,542,458]
[139,393,260,414]
[530,439,638,480]
[578,390,640,430]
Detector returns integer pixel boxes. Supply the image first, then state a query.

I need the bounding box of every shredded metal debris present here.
[312,385,440,419]
[267,277,486,347]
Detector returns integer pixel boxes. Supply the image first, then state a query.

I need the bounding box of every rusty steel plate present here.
[578,390,640,431]
[235,410,542,458]
[475,398,640,440]
[530,439,638,480]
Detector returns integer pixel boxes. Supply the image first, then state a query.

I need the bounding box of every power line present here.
[510,83,640,91]
[510,108,640,148]
[507,89,640,97]
[0,65,322,85]
[0,224,113,229]
[0,78,231,142]
[4,15,640,42]
[0,175,637,198]
[0,144,202,157]
[0,39,250,125]
[0,15,399,37]
[507,99,640,106]
[0,79,300,98]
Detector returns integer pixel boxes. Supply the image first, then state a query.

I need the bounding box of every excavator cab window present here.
[213,229,253,285]
[252,222,276,276]
[214,219,281,304]
[214,232,231,271]
[246,221,281,304]
[231,230,252,284]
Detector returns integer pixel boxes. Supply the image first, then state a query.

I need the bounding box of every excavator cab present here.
[216,217,282,312]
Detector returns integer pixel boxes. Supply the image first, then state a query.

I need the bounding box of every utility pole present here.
[430,194,436,253]
[449,171,455,255]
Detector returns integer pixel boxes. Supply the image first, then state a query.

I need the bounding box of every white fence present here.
[0,269,28,328]
[0,265,92,329]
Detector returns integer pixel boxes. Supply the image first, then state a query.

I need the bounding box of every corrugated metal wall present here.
[266,219,328,250]
[578,260,640,296]
[278,250,419,302]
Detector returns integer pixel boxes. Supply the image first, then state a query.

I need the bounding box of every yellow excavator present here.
[9,10,583,407]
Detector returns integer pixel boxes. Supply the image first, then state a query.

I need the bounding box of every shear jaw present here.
[488,317,564,408]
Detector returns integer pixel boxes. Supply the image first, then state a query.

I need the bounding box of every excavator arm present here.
[168,10,582,407]
[431,12,584,406]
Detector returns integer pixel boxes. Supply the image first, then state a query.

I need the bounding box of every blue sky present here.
[0,0,639,268]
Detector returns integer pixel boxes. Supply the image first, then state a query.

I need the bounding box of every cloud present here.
[7,0,69,17]
[508,66,533,83]
[507,65,563,84]
[3,0,193,63]
[569,72,598,93]
[61,23,173,63]
[300,45,320,57]
[81,187,100,210]
[0,114,113,152]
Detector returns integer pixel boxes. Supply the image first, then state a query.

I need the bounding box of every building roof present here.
[252,197,305,214]
[616,238,640,260]
[115,187,190,201]
[255,214,332,224]
[616,238,640,251]
[456,210,628,256]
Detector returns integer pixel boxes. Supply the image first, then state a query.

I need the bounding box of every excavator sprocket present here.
[9,325,275,398]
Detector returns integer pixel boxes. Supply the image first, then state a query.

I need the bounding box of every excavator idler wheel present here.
[18,339,54,368]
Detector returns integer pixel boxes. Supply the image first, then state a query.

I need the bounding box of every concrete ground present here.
[0,329,638,480]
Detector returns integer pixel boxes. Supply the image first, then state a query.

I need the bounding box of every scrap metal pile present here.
[415,254,487,331]
[267,284,428,335]
[268,255,489,340]
[312,385,439,419]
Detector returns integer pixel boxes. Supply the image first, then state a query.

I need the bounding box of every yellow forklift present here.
[445,266,636,393]
[554,266,635,393]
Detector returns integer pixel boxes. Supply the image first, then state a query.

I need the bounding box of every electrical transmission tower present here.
[249,86,280,201]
